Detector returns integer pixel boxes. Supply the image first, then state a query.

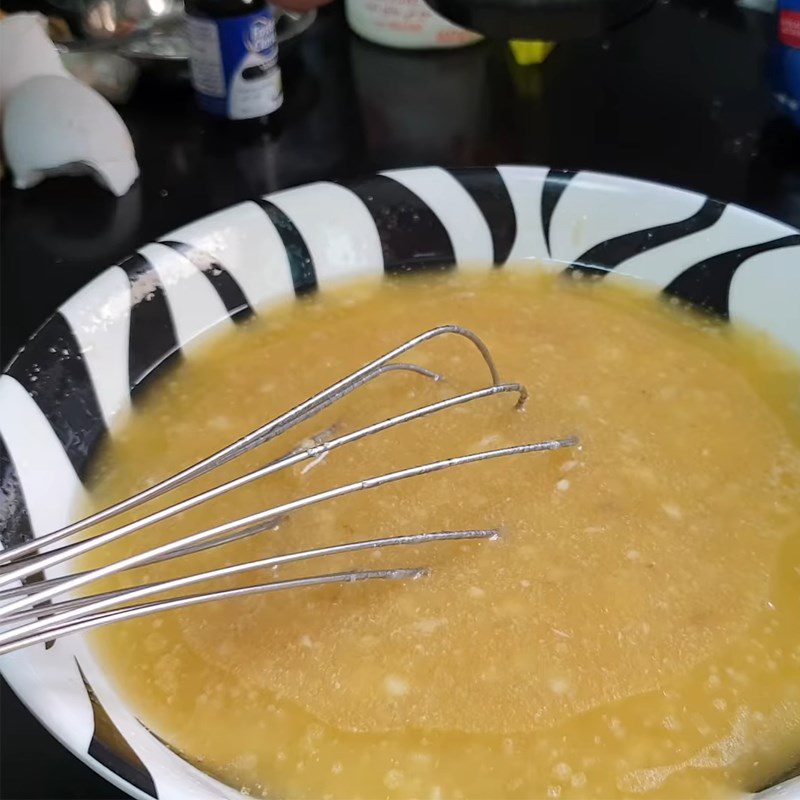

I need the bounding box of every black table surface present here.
[2,1,800,797]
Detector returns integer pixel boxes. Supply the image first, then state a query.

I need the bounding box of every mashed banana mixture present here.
[82,270,800,799]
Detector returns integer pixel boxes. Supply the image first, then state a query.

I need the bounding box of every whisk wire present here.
[0,325,498,566]
[0,382,528,591]
[0,437,576,622]
[0,530,498,635]
[0,325,580,656]
[0,569,429,656]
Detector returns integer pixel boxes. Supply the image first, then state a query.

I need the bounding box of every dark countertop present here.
[1,2,799,797]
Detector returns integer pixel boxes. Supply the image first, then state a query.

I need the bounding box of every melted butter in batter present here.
[81,270,800,799]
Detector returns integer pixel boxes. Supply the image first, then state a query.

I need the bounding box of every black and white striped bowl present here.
[1,166,799,800]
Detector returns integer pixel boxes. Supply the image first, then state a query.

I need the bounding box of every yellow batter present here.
[81,270,800,799]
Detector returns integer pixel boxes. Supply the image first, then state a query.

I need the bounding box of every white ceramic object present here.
[2,74,139,196]
[1,166,799,799]
[0,13,68,120]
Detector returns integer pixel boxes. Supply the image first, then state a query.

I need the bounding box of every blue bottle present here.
[770,0,800,126]
[186,0,283,121]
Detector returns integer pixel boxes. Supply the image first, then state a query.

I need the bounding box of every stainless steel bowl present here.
[55,1,315,67]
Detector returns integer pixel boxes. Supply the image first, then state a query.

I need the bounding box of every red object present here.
[778,9,800,47]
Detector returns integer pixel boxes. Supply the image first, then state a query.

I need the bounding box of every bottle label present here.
[348,0,481,47]
[770,0,800,125]
[187,9,282,120]
[778,9,800,47]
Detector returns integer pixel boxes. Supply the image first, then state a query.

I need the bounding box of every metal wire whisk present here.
[0,325,579,655]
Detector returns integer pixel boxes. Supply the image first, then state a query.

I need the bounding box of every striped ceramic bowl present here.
[1,166,799,800]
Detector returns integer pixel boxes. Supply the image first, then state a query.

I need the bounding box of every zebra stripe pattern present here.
[1,166,798,800]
